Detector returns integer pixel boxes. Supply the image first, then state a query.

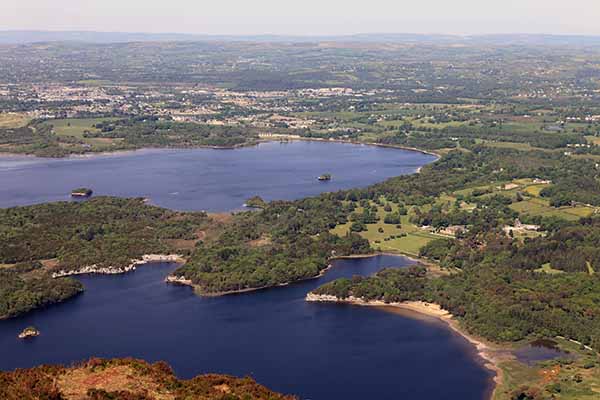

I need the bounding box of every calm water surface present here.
[0,141,435,211]
[0,256,492,399]
[514,339,575,366]
[0,143,493,399]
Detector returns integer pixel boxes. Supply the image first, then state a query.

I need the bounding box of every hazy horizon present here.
[4,0,600,36]
[3,29,600,38]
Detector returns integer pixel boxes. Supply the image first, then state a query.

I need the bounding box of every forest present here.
[0,197,209,317]
[174,197,371,294]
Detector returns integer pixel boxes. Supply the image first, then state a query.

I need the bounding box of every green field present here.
[331,202,441,256]
[524,184,547,197]
[510,198,595,221]
[48,118,116,139]
[44,118,123,149]
[452,178,594,222]
[535,263,565,275]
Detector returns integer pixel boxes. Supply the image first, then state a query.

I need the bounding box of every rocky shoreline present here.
[52,254,184,278]
[305,293,504,400]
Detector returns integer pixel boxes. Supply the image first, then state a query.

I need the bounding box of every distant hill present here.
[2,30,600,46]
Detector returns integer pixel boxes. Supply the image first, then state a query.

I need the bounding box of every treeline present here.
[88,117,259,148]
[313,266,429,303]
[376,125,586,150]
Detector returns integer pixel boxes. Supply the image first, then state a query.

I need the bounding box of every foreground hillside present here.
[0,358,294,400]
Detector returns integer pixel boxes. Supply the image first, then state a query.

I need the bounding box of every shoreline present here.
[305,294,503,400]
[257,134,441,158]
[0,142,261,160]
[52,254,185,278]
[0,136,440,160]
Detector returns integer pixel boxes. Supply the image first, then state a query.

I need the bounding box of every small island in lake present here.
[317,173,332,181]
[71,187,93,197]
[18,326,40,339]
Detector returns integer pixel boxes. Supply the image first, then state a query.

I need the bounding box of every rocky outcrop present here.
[305,293,342,302]
[165,275,194,286]
[51,254,183,278]
[18,326,40,339]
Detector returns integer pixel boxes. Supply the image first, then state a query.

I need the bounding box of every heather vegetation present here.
[0,358,294,400]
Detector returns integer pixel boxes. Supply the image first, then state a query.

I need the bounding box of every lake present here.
[0,141,436,211]
[0,142,492,399]
[0,256,493,400]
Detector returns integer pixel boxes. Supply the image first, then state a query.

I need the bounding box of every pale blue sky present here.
[3,0,599,36]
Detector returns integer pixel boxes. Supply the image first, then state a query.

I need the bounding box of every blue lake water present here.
[0,142,493,399]
[514,339,575,366]
[0,141,435,211]
[0,256,492,400]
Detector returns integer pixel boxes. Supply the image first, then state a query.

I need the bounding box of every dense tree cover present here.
[0,194,369,312]
[313,266,429,303]
[175,196,370,293]
[178,231,368,293]
[539,160,600,206]
[245,195,268,209]
[0,265,83,319]
[0,358,294,400]
[0,197,208,269]
[419,216,600,275]
[0,197,210,318]
[88,117,259,148]
[429,267,600,346]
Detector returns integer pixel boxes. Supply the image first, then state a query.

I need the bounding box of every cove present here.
[0,256,493,399]
[0,141,436,211]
